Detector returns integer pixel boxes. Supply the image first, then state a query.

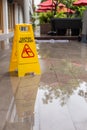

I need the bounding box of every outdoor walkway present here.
[0,40,87,130]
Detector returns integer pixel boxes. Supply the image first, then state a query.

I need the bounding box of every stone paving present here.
[0,40,87,130]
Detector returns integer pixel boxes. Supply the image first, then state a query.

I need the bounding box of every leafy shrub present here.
[73,6,87,18]
[54,12,67,18]
[39,11,54,24]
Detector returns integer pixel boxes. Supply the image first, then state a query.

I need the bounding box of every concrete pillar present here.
[18,6,23,23]
[3,0,8,33]
[14,3,19,24]
[29,0,33,16]
[2,0,9,49]
[23,0,30,23]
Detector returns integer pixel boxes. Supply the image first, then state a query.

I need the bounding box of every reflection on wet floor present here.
[1,41,87,130]
[36,82,87,130]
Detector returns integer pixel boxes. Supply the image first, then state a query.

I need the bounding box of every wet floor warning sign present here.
[21,44,35,58]
[9,24,41,77]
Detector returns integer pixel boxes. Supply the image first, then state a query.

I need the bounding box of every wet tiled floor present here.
[1,41,87,130]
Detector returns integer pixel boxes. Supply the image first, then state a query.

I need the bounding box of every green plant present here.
[54,12,67,18]
[39,11,54,24]
[73,6,87,18]
[31,13,36,30]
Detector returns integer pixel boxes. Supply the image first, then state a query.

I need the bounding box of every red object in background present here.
[38,0,54,7]
[73,0,87,6]
[37,6,54,10]
[35,6,53,13]
[38,0,65,7]
[36,0,66,13]
[35,9,47,13]
[58,3,65,7]
[58,7,75,14]
[36,0,75,14]
[36,7,75,13]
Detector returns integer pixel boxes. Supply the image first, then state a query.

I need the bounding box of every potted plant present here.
[38,11,54,34]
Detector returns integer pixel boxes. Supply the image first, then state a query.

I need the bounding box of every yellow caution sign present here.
[9,24,41,77]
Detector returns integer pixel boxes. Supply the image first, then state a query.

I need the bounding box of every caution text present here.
[19,37,33,43]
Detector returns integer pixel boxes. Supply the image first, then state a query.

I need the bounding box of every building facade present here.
[0,0,33,48]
